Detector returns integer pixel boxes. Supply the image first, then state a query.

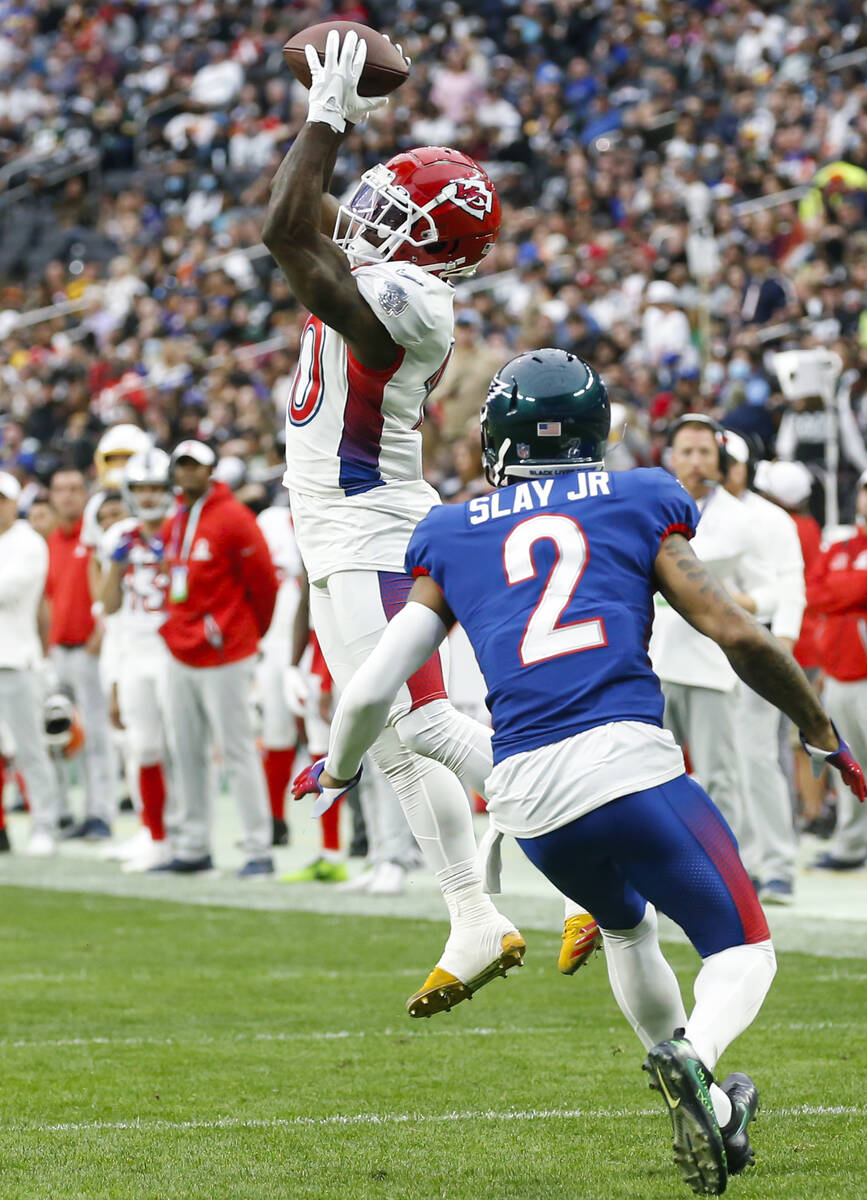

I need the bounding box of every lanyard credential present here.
[168,494,206,603]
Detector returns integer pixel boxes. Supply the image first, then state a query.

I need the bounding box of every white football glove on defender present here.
[305,28,388,133]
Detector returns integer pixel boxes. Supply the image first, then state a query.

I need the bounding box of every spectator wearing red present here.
[45,467,115,839]
[807,471,867,870]
[158,440,279,877]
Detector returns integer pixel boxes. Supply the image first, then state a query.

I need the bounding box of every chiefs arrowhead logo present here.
[450,175,494,221]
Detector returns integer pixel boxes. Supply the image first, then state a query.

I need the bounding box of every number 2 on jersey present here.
[503,514,607,666]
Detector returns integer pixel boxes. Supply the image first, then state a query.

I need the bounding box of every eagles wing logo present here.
[451,176,494,220]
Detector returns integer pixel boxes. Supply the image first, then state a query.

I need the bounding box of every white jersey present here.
[649,485,776,692]
[256,505,303,650]
[283,261,455,583]
[99,518,168,650]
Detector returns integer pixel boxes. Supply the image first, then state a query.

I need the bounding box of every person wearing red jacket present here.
[807,470,867,870]
[157,441,279,877]
[45,467,116,839]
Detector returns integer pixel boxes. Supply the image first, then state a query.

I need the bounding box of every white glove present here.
[305,28,387,133]
[283,665,309,717]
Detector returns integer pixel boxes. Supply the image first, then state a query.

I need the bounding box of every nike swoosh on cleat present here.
[656,1074,681,1110]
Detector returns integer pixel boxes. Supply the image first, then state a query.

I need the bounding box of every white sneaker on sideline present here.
[367,861,406,895]
[122,840,173,873]
[25,830,57,857]
[98,827,151,862]
[335,868,374,893]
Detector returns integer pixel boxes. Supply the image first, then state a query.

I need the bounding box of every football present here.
[282,21,410,97]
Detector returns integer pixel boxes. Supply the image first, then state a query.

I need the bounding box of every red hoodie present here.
[806,525,867,682]
[159,482,278,667]
[791,512,823,669]
[46,518,94,647]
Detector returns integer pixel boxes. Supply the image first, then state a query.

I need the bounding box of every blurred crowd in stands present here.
[1,0,867,521]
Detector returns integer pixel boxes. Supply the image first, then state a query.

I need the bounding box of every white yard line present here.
[5,1105,864,1135]
[1,1020,861,1052]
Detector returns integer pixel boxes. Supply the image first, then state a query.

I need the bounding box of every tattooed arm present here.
[654,533,836,750]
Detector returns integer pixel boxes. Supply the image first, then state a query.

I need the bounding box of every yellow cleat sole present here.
[406,932,526,1018]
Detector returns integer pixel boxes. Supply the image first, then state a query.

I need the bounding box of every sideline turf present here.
[1,887,864,1199]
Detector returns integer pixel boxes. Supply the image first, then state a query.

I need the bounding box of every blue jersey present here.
[405,468,699,764]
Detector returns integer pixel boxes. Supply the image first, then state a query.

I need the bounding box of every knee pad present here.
[394,700,493,794]
[368,733,439,796]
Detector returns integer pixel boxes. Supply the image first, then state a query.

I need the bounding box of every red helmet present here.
[334,147,501,279]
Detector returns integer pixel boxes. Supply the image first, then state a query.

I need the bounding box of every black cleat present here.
[271,817,289,847]
[0,828,10,852]
[149,854,214,874]
[720,1072,759,1175]
[644,1035,728,1196]
[64,817,112,841]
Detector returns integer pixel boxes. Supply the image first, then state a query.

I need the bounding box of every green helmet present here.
[480,349,610,486]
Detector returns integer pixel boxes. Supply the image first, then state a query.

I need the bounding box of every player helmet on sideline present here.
[334,147,501,279]
[121,448,172,520]
[94,424,152,487]
[481,349,610,486]
[44,693,84,756]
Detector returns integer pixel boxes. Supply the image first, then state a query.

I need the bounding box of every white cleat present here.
[366,861,406,895]
[335,868,375,893]
[25,830,57,857]
[122,840,173,873]
[99,827,152,862]
[407,916,526,1018]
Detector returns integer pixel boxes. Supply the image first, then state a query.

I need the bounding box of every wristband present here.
[91,601,105,618]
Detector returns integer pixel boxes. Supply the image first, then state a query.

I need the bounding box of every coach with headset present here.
[649,415,777,847]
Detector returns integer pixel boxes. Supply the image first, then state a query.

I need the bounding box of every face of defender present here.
[670,426,720,499]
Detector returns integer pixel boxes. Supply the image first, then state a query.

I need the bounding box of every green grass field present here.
[1,887,864,1200]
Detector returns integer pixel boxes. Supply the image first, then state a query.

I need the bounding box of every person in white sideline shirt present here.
[0,471,61,855]
[723,434,806,905]
[98,449,174,872]
[650,416,776,844]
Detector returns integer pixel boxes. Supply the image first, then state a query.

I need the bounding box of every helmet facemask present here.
[121,449,172,521]
[335,164,478,278]
[126,484,171,522]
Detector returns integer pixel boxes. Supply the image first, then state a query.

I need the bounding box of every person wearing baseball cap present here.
[0,471,62,855]
[755,459,829,836]
[806,470,867,869]
[724,437,806,905]
[157,440,279,877]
